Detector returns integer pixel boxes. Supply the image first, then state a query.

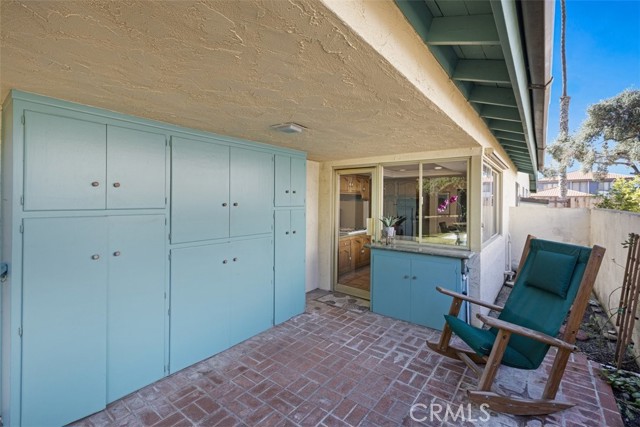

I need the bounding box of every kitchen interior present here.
[337,172,373,299]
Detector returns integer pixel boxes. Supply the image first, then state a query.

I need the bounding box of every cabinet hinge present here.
[168,252,171,261]
[164,291,167,300]
[19,224,23,234]
[19,195,24,206]
[21,115,25,125]
[164,365,169,374]
[168,307,171,316]
[18,327,22,337]
[165,138,169,147]
[165,218,167,225]
[165,197,168,205]
[168,233,171,241]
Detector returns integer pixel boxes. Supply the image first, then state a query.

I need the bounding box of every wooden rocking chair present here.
[427,235,605,415]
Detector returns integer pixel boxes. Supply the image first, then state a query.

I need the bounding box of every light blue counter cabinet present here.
[371,248,468,329]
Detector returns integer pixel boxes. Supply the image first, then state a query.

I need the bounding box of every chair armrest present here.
[436,286,503,312]
[476,314,576,352]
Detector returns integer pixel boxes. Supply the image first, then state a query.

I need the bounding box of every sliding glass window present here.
[382,160,468,247]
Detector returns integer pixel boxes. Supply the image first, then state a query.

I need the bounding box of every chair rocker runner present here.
[427,235,605,415]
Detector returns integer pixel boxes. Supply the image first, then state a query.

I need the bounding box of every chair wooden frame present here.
[427,235,606,415]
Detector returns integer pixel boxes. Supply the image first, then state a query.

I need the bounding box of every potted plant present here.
[380,216,405,238]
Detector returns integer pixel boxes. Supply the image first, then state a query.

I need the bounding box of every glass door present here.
[334,168,375,300]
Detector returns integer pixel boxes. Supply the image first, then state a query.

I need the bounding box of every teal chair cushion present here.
[526,250,578,298]
[444,315,537,370]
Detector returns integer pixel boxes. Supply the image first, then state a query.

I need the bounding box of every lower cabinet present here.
[274,209,306,324]
[170,237,274,372]
[21,215,166,426]
[371,249,467,329]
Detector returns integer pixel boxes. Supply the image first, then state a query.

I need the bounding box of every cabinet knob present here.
[285,190,289,194]
[403,275,409,279]
[91,181,100,187]
[233,257,238,262]
[292,190,296,194]
[113,182,121,188]
[113,251,121,257]
[222,259,228,264]
[292,230,296,234]
[222,202,228,207]
[285,231,289,235]
[412,276,417,280]
[233,202,239,207]
[91,254,100,260]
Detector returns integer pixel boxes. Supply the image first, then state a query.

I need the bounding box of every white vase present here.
[384,227,395,237]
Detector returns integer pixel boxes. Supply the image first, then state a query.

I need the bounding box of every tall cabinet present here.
[1,91,306,427]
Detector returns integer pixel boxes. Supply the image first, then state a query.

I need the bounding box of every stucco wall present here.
[305,161,320,292]
[508,207,591,269]
[590,209,640,360]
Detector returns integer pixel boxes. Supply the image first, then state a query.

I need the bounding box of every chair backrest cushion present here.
[526,250,578,298]
[496,238,592,369]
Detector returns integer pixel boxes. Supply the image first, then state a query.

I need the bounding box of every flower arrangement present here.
[438,195,458,213]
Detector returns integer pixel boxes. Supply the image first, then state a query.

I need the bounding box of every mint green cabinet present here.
[274,209,306,324]
[107,215,166,403]
[22,217,108,426]
[170,137,230,243]
[229,148,274,237]
[228,237,274,345]
[170,244,230,372]
[23,112,166,211]
[170,237,274,371]
[106,126,166,209]
[21,215,167,425]
[275,155,306,206]
[171,139,273,243]
[24,111,106,210]
[371,249,466,329]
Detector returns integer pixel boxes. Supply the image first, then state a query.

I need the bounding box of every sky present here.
[545,0,640,175]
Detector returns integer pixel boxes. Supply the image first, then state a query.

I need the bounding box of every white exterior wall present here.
[508,207,591,269]
[305,161,320,292]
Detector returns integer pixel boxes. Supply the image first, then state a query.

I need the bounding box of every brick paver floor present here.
[74,290,624,426]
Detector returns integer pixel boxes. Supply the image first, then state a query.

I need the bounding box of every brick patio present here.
[74,290,624,427]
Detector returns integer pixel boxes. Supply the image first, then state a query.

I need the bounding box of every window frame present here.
[481,162,501,244]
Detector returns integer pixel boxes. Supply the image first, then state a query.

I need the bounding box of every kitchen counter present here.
[368,242,475,259]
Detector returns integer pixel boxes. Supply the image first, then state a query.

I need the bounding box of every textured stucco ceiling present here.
[0,0,479,161]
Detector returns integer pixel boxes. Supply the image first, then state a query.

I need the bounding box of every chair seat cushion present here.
[444,315,537,370]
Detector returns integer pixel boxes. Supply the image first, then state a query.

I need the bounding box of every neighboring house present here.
[529,186,597,208]
[538,170,633,195]
[0,1,555,425]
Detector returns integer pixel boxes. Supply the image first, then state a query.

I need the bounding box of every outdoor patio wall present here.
[508,206,591,269]
[590,209,640,360]
[306,161,320,292]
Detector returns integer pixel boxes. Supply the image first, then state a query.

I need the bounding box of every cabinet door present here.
[274,155,291,206]
[274,210,306,324]
[171,137,230,243]
[410,257,460,330]
[290,157,306,206]
[371,252,411,322]
[24,111,106,210]
[228,237,274,345]
[107,215,166,402]
[22,217,108,426]
[170,244,230,372]
[229,148,273,237]
[107,126,166,209]
[338,239,352,276]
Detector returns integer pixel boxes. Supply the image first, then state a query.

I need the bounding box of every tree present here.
[544,0,572,203]
[596,176,640,212]
[573,89,640,177]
